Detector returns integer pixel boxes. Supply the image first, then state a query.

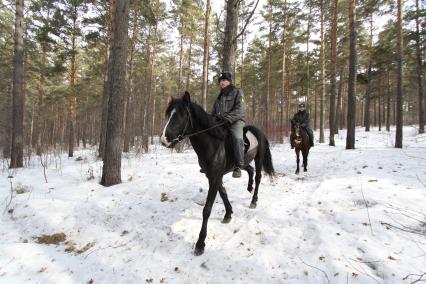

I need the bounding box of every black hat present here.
[298,102,306,108]
[218,71,233,82]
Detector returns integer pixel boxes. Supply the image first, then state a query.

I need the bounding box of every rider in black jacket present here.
[291,103,314,148]
[212,71,245,178]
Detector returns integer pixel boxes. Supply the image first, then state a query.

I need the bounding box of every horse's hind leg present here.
[244,165,254,193]
[218,185,233,223]
[295,149,300,174]
[250,158,262,209]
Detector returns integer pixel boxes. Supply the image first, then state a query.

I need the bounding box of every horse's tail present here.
[262,137,275,177]
[245,125,275,178]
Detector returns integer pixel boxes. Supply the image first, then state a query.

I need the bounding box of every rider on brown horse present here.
[290,103,314,148]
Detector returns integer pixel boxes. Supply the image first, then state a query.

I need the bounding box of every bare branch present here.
[215,10,225,34]
[233,0,260,42]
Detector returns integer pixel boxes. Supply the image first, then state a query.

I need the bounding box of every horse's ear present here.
[182,91,191,103]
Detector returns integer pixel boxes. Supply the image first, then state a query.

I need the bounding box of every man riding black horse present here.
[211,71,245,178]
[291,103,314,148]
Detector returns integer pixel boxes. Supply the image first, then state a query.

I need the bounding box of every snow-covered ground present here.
[1,127,425,284]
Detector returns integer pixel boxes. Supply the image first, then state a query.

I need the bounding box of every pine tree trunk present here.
[335,65,344,134]
[386,69,391,131]
[10,0,25,168]
[223,0,239,71]
[395,0,403,148]
[379,92,382,131]
[285,63,290,136]
[346,0,357,149]
[101,0,129,186]
[68,3,78,157]
[266,3,272,133]
[99,0,115,158]
[123,11,138,153]
[178,33,183,92]
[201,0,211,111]
[329,0,338,146]
[319,0,325,143]
[415,0,424,133]
[281,0,287,143]
[364,16,373,132]
[185,36,193,91]
[306,2,311,110]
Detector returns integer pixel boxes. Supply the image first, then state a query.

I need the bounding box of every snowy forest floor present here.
[1,126,425,284]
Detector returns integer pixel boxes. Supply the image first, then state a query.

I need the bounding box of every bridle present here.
[171,106,224,143]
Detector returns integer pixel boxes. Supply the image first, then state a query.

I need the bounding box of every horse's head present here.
[160,91,193,148]
[294,122,301,139]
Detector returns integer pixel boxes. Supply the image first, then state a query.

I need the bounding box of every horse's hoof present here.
[247,187,253,193]
[295,170,299,175]
[194,246,204,256]
[304,169,307,172]
[249,203,257,209]
[221,216,232,224]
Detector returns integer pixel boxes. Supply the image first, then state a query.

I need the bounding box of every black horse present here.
[293,122,311,174]
[160,92,275,255]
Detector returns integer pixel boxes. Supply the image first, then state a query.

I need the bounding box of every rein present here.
[172,107,224,142]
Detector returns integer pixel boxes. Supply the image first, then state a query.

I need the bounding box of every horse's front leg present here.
[295,149,300,174]
[303,150,308,172]
[194,183,218,256]
[219,184,233,223]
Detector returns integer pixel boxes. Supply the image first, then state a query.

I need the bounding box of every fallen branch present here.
[3,174,14,214]
[402,272,426,284]
[298,256,331,284]
[361,184,374,235]
[84,243,127,260]
[380,222,426,237]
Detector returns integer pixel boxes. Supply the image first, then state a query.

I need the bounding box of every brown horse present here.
[294,122,311,174]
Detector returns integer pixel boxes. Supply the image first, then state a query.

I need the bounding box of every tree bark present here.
[329,0,338,146]
[123,10,138,153]
[201,0,211,111]
[265,2,272,133]
[335,65,344,134]
[364,16,373,132]
[415,0,424,133]
[222,0,240,72]
[319,0,325,143]
[386,68,391,131]
[281,0,287,143]
[395,0,403,148]
[99,0,115,158]
[101,0,129,186]
[67,3,78,157]
[185,35,193,91]
[10,0,25,168]
[346,0,357,149]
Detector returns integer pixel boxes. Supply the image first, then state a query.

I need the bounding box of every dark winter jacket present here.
[291,110,310,129]
[211,85,245,124]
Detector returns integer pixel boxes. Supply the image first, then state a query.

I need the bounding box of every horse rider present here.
[290,102,314,148]
[212,71,245,178]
